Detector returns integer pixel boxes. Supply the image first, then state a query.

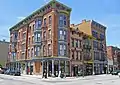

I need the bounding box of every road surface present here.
[0,74,120,85]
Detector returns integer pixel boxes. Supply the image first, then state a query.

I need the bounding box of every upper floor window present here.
[35,33,41,42]
[43,31,46,39]
[28,49,30,58]
[35,19,42,29]
[80,51,82,60]
[31,48,34,58]
[92,30,98,38]
[59,44,67,56]
[43,45,46,56]
[14,33,18,40]
[72,50,74,59]
[64,15,67,26]
[79,40,82,48]
[59,14,67,27]
[48,44,52,56]
[28,38,30,45]
[59,30,67,40]
[33,24,35,32]
[76,51,79,60]
[76,39,78,48]
[22,33,26,40]
[29,26,31,33]
[49,16,52,25]
[71,38,74,47]
[93,41,98,48]
[48,30,52,39]
[32,36,34,44]
[64,30,67,40]
[59,30,63,40]
[100,34,104,40]
[44,18,46,26]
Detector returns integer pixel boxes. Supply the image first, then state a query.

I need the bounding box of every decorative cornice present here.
[9,0,72,32]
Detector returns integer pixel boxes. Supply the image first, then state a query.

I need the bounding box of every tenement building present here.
[73,20,107,75]
[8,0,107,76]
[107,46,120,72]
[9,0,72,76]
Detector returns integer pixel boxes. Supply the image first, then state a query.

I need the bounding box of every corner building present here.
[9,0,72,76]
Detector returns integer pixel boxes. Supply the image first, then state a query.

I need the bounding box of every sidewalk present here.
[21,74,115,81]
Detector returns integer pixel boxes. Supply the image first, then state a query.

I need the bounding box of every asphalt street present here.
[0,74,120,85]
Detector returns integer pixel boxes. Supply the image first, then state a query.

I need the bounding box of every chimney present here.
[82,19,87,23]
[70,24,74,27]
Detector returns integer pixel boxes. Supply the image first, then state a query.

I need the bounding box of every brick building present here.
[8,0,107,76]
[71,20,107,75]
[107,46,120,71]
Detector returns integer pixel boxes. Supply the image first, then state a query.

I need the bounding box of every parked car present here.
[111,70,120,75]
[10,70,21,76]
[1,68,7,74]
[4,69,11,75]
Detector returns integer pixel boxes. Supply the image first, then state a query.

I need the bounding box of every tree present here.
[0,64,2,68]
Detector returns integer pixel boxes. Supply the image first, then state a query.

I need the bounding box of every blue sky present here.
[0,0,119,47]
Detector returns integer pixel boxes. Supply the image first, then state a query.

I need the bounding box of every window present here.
[76,39,78,48]
[22,33,26,40]
[59,15,63,27]
[79,40,82,48]
[92,30,98,38]
[76,51,78,60]
[80,51,82,60]
[21,53,25,59]
[100,34,104,40]
[32,36,34,44]
[64,15,67,26]
[43,45,46,56]
[28,38,30,45]
[33,24,35,31]
[37,47,40,56]
[72,51,74,59]
[59,15,67,27]
[29,26,31,33]
[19,32,20,39]
[34,46,40,56]
[14,33,18,40]
[31,48,34,58]
[60,44,64,56]
[44,18,46,26]
[72,38,74,47]
[59,44,63,56]
[60,30,62,34]
[59,30,63,40]
[35,20,42,29]
[59,44,67,56]
[48,44,52,56]
[38,20,42,27]
[94,51,99,60]
[64,44,67,56]
[93,41,98,48]
[35,33,41,42]
[49,16,52,25]
[64,30,67,40]
[43,31,46,39]
[48,30,51,39]
[38,33,41,41]
[28,49,30,58]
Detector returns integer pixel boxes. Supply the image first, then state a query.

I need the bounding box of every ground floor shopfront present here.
[7,57,71,77]
[6,58,108,77]
[94,61,108,75]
